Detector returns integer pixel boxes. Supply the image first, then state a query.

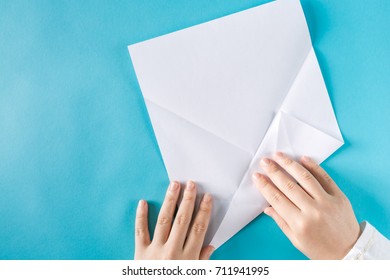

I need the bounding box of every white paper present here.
[128,0,343,248]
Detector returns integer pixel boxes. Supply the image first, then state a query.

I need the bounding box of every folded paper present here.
[128,0,343,249]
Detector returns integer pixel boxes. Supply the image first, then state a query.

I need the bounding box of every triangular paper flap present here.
[210,111,343,248]
[144,99,252,243]
[129,0,312,155]
[279,111,344,164]
[281,48,343,142]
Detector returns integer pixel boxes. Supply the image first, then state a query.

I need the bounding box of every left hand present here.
[134,181,214,260]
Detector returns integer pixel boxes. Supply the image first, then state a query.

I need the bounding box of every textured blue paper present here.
[0,0,389,259]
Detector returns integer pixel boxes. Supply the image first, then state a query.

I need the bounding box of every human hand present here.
[134,181,214,260]
[253,152,360,259]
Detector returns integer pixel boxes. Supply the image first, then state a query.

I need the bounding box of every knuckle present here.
[284,180,296,192]
[309,162,321,173]
[313,164,324,177]
[135,227,143,236]
[308,159,319,168]
[310,209,322,222]
[267,161,281,174]
[295,219,310,236]
[165,193,176,203]
[157,215,171,226]
[300,170,313,182]
[258,174,270,186]
[270,192,282,203]
[182,193,195,201]
[199,202,212,214]
[136,213,147,220]
[176,214,190,226]
[316,195,330,208]
[282,156,294,166]
[322,172,334,185]
[295,211,322,236]
[135,227,146,237]
[193,222,207,234]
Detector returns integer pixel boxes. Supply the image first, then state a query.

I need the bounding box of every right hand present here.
[253,152,361,259]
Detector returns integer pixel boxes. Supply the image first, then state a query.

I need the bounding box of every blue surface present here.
[0,0,389,260]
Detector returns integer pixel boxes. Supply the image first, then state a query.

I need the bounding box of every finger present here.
[168,181,197,247]
[135,200,151,248]
[264,206,292,237]
[272,153,326,199]
[153,181,181,243]
[260,156,313,209]
[300,156,341,196]
[253,172,300,223]
[184,193,213,254]
[199,245,215,260]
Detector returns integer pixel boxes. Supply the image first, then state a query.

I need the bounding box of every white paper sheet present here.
[128,0,343,249]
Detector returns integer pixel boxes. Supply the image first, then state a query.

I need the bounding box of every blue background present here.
[0,0,389,259]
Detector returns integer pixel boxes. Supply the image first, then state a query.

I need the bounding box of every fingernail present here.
[275,152,284,158]
[253,173,267,188]
[261,158,271,166]
[169,181,179,191]
[203,193,212,203]
[252,173,261,181]
[186,180,195,190]
[138,200,145,208]
[302,156,311,162]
